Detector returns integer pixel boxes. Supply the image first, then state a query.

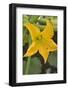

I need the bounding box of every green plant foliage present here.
[48,51,57,67]
[23,28,29,46]
[23,57,42,74]
[29,15,39,23]
[38,16,47,25]
[50,17,57,31]
[23,15,29,24]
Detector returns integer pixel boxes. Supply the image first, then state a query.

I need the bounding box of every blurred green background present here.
[23,15,57,75]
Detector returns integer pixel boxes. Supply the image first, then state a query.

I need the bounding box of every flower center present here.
[35,35,43,42]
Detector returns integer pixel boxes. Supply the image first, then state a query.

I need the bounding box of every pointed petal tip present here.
[44,59,47,64]
[23,53,27,57]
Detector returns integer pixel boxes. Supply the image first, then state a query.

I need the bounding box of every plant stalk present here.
[25,35,31,74]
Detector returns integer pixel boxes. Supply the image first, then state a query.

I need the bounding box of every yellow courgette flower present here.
[24,19,57,63]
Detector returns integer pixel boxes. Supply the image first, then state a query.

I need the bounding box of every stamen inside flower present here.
[35,35,43,43]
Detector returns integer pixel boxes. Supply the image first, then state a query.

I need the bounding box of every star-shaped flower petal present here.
[24,19,57,62]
